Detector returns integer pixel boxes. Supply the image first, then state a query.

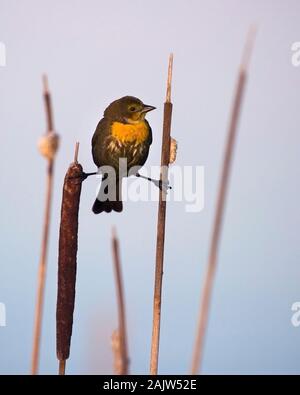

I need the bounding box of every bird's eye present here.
[129,106,136,112]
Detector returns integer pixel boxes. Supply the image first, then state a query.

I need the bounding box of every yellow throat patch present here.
[111,121,149,144]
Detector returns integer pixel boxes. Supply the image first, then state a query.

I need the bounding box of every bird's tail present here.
[92,174,123,214]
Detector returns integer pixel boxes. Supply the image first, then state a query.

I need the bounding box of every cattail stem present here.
[74,141,79,164]
[56,143,83,375]
[150,54,174,375]
[31,76,57,375]
[190,27,257,375]
[111,228,129,375]
[42,74,54,132]
[58,360,66,375]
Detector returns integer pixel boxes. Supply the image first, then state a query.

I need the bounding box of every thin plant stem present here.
[31,76,56,375]
[111,227,129,375]
[74,141,79,164]
[150,53,174,375]
[58,360,66,375]
[190,27,257,375]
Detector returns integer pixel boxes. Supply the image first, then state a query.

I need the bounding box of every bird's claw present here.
[80,172,90,181]
[68,171,98,183]
[154,179,172,193]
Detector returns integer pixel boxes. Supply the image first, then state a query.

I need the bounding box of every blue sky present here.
[0,0,300,374]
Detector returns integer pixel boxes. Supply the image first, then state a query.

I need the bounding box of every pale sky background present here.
[0,0,300,374]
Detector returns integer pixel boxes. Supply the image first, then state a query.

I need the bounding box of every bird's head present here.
[104,96,156,124]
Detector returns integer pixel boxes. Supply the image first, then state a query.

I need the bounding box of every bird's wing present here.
[92,117,111,167]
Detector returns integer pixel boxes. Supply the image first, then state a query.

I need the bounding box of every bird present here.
[91,96,156,214]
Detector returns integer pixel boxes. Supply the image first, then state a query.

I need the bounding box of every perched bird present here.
[91,96,155,214]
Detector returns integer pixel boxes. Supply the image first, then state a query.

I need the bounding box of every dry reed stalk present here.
[31,75,59,375]
[56,142,83,375]
[150,54,174,375]
[111,330,122,374]
[190,28,257,375]
[111,228,129,374]
[58,360,66,375]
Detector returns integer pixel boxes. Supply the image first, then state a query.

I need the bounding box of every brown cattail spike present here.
[56,145,83,371]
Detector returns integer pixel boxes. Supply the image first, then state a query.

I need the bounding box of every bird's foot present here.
[136,173,172,193]
[68,171,98,182]
[81,171,98,181]
[153,179,172,193]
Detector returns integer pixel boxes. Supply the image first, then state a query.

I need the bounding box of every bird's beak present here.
[142,105,156,113]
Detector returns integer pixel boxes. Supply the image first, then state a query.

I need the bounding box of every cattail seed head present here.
[38,132,60,160]
[56,159,83,362]
[169,137,177,164]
